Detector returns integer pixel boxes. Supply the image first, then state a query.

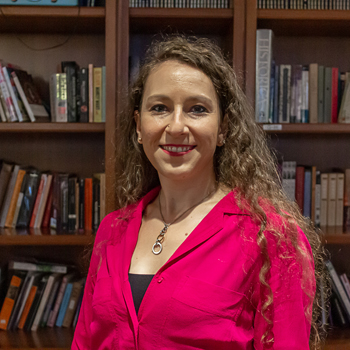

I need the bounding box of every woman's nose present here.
[166,106,188,135]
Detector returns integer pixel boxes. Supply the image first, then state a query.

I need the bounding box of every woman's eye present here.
[191,105,208,114]
[150,104,167,113]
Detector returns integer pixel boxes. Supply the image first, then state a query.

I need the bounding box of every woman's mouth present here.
[160,145,196,156]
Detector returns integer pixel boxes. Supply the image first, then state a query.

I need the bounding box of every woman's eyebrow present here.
[146,94,214,107]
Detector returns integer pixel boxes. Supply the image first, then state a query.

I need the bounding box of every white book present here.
[34,174,53,228]
[340,274,350,301]
[8,260,67,274]
[11,71,36,122]
[31,273,60,331]
[2,67,23,122]
[255,29,274,123]
[335,173,344,226]
[320,173,328,227]
[282,161,296,202]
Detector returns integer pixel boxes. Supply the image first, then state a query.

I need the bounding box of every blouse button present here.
[157,277,164,283]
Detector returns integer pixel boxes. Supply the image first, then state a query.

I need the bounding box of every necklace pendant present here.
[152,240,163,255]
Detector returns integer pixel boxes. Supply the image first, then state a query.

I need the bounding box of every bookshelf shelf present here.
[257,9,350,36]
[260,123,350,134]
[0,123,105,133]
[0,327,74,349]
[0,229,94,246]
[129,8,234,35]
[0,6,105,34]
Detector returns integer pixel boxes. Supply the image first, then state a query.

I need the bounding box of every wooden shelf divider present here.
[0,123,105,133]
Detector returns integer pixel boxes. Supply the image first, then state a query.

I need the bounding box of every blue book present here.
[303,167,312,219]
[55,282,73,327]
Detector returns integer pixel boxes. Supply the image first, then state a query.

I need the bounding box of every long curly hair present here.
[114,35,329,348]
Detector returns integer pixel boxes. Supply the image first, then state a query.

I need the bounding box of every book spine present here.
[328,173,337,227]
[57,73,68,122]
[47,278,68,327]
[88,64,94,123]
[11,173,27,228]
[317,66,324,123]
[84,178,93,231]
[255,29,273,123]
[301,66,309,123]
[78,68,89,123]
[55,283,73,327]
[60,174,69,233]
[9,261,67,274]
[303,168,312,218]
[42,183,53,228]
[101,66,106,123]
[50,74,59,122]
[18,285,37,330]
[295,166,305,214]
[68,177,77,233]
[0,275,22,330]
[65,66,77,122]
[50,174,61,231]
[324,67,332,123]
[335,173,344,226]
[340,273,350,300]
[331,67,339,123]
[314,170,321,228]
[79,178,85,231]
[93,67,102,122]
[0,64,17,122]
[309,63,318,123]
[321,173,328,227]
[34,174,53,228]
[29,174,46,228]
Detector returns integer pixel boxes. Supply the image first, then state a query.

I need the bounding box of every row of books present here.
[50,62,106,123]
[255,29,350,124]
[257,0,350,9]
[0,161,105,234]
[0,63,49,123]
[129,0,231,7]
[281,162,350,229]
[0,260,84,332]
[326,260,350,328]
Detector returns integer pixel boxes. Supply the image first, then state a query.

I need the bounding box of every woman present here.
[72,36,326,349]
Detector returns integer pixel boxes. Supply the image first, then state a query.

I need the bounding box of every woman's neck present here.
[157,174,219,223]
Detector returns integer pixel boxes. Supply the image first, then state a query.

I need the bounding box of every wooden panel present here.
[0,6,104,34]
[129,8,233,35]
[0,123,105,133]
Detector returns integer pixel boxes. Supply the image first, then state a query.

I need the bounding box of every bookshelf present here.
[246,0,350,347]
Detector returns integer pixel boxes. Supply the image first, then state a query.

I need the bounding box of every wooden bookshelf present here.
[261,123,350,134]
[0,123,105,133]
[0,6,105,34]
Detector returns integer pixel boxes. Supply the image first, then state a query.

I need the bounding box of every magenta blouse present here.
[72,187,315,349]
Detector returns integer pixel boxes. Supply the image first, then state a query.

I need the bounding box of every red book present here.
[84,178,93,232]
[331,67,339,123]
[41,181,54,228]
[295,166,305,214]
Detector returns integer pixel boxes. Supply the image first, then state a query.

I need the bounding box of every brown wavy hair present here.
[114,35,329,348]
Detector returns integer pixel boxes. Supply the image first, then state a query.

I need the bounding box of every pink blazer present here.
[72,187,315,349]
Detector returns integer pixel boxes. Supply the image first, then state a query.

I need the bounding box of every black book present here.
[61,61,79,123]
[16,169,41,228]
[68,176,77,233]
[79,178,85,231]
[93,178,100,232]
[23,274,48,331]
[60,174,69,233]
[77,68,89,123]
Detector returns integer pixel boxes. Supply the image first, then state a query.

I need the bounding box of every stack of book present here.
[0,161,105,234]
[49,61,106,123]
[280,161,350,230]
[255,29,350,124]
[0,260,85,332]
[129,0,231,7]
[0,63,49,123]
[326,260,350,328]
[257,0,350,9]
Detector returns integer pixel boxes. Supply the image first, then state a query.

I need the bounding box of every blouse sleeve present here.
[253,225,316,350]
[71,212,115,350]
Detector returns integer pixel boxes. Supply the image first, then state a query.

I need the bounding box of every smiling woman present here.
[72,36,327,350]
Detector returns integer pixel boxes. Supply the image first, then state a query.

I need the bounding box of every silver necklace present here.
[152,190,215,255]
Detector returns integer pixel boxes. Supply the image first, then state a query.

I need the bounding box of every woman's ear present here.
[217,113,228,146]
[134,110,142,143]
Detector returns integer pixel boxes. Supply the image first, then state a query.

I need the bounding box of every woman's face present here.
[135,60,225,183]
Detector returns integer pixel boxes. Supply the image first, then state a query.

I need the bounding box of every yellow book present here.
[5,169,26,228]
[93,67,102,123]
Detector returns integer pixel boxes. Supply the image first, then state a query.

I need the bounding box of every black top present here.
[128,273,154,315]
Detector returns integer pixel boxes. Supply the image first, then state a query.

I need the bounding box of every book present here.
[0,164,21,228]
[331,67,339,123]
[34,173,53,228]
[101,65,106,123]
[255,29,274,123]
[94,172,105,222]
[12,69,49,120]
[60,173,69,232]
[40,277,61,327]
[68,176,77,233]
[31,273,60,331]
[344,169,350,232]
[93,67,102,122]
[16,169,41,228]
[62,278,84,327]
[338,74,350,123]
[317,65,325,123]
[301,65,309,123]
[295,166,305,214]
[314,170,321,228]
[303,167,312,218]
[0,162,13,211]
[29,173,47,228]
[0,271,26,330]
[324,67,332,123]
[93,176,100,231]
[0,63,17,122]
[78,68,89,123]
[309,63,318,123]
[321,173,328,227]
[11,171,29,228]
[4,168,26,227]
[279,64,291,123]
[311,166,317,223]
[55,281,73,327]
[281,161,296,202]
[61,61,79,122]
[327,173,337,227]
[17,284,37,329]
[84,178,93,231]
[47,273,75,327]
[41,179,54,228]
[8,260,68,274]
[335,173,344,227]
[88,63,94,123]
